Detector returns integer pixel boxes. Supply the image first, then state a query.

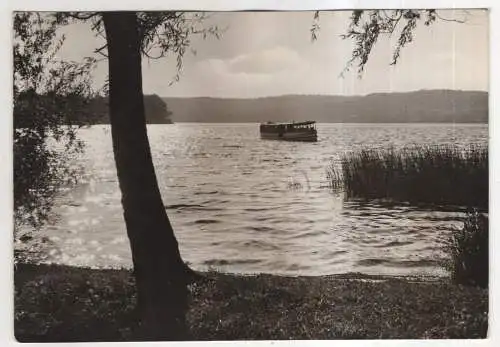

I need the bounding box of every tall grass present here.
[328,145,488,209]
[443,210,488,288]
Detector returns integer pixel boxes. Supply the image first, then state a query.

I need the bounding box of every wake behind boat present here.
[259,121,318,142]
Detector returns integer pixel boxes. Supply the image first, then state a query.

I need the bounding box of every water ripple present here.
[16,123,487,277]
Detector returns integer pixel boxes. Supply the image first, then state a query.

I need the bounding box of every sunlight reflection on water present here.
[16,123,488,276]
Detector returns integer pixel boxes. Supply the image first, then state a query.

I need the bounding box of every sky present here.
[56,9,489,98]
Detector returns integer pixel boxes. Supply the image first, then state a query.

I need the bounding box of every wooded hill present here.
[87,94,173,124]
[162,90,487,123]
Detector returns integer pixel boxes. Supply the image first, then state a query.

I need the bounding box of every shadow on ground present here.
[14,263,488,341]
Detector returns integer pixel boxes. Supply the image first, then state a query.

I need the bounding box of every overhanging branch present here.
[94,43,108,58]
[435,12,467,23]
[67,12,100,21]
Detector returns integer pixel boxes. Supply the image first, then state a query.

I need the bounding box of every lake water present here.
[16,123,488,277]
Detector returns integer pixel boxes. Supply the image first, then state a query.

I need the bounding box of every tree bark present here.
[102,12,194,340]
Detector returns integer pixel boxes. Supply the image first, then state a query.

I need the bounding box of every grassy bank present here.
[14,263,488,341]
[328,145,488,208]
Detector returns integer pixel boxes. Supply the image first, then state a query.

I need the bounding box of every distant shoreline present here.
[162,90,488,124]
[159,89,488,100]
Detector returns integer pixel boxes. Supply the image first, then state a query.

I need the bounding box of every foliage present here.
[342,10,437,74]
[443,210,488,288]
[312,9,469,74]
[13,10,219,229]
[327,145,488,208]
[13,12,97,228]
[66,11,222,86]
[14,263,488,341]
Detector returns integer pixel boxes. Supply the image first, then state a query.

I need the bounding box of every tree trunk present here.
[102,12,195,340]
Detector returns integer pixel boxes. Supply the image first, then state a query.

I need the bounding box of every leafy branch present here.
[311,9,469,77]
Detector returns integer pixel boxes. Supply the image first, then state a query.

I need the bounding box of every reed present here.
[443,210,488,288]
[328,145,488,208]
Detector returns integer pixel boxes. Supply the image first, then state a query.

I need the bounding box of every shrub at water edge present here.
[443,210,488,288]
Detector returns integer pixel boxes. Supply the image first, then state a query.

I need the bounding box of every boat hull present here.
[260,131,318,142]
